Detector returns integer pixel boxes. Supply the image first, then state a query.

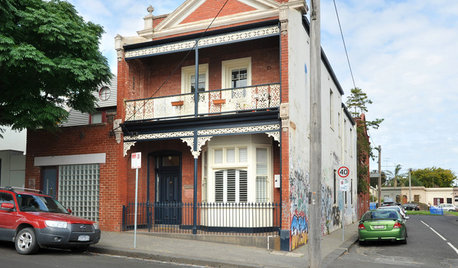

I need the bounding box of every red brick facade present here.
[26,122,125,231]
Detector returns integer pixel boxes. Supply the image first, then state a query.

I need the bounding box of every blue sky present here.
[1,0,457,184]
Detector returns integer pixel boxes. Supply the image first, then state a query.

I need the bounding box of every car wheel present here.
[359,240,366,246]
[15,227,39,255]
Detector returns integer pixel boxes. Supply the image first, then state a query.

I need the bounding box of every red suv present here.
[0,187,100,254]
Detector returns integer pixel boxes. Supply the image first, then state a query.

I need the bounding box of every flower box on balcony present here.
[171,100,184,106]
[212,99,226,105]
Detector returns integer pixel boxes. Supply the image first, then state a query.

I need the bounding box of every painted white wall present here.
[287,7,311,236]
[287,7,357,235]
[0,150,25,187]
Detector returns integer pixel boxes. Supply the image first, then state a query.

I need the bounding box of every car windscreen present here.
[17,194,68,213]
[362,210,399,220]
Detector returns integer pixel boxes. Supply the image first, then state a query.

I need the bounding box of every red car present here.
[0,187,100,254]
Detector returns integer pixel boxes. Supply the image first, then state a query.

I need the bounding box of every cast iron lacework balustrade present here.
[125,83,280,121]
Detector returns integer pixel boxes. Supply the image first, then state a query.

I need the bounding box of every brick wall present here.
[180,0,256,25]
[26,122,124,231]
[122,37,280,101]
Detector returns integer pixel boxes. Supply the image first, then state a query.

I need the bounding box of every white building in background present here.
[381,186,458,206]
[0,150,25,187]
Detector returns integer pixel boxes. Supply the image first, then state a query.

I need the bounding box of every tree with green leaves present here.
[411,167,456,188]
[0,0,111,135]
[346,87,383,194]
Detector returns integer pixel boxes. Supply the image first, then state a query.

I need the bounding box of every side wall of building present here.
[0,150,25,187]
[286,7,357,250]
[286,7,311,251]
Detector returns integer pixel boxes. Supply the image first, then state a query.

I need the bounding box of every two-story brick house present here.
[114,0,357,251]
[25,0,357,251]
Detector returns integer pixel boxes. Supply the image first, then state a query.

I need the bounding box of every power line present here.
[332,0,356,89]
[120,0,230,130]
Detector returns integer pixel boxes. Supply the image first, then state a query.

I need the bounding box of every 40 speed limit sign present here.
[338,166,350,178]
[338,166,350,191]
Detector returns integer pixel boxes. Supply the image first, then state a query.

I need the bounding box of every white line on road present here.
[421,220,458,256]
[447,242,458,255]
[420,220,446,241]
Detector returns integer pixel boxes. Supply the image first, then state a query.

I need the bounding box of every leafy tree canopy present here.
[411,167,456,188]
[346,87,383,129]
[0,0,111,133]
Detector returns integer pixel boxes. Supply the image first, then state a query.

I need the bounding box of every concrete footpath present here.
[89,222,359,268]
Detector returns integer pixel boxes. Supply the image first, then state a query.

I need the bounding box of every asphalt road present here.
[0,241,202,268]
[328,214,458,268]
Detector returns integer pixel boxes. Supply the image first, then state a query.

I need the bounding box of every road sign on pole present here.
[338,166,349,178]
[131,152,141,248]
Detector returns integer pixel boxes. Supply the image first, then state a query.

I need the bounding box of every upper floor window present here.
[181,64,208,94]
[98,86,111,101]
[90,112,103,124]
[222,57,251,89]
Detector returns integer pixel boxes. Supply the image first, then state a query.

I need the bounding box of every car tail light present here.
[393,222,402,229]
[358,223,366,230]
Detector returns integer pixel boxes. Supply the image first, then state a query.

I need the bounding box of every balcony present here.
[125,83,280,122]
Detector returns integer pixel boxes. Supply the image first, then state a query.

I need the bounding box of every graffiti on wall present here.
[321,185,333,234]
[290,169,310,250]
[331,206,341,226]
[291,210,308,250]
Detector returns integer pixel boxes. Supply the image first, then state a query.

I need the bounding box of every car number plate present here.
[78,235,90,241]
[373,225,385,229]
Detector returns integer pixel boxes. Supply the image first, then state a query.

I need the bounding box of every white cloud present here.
[323,0,458,174]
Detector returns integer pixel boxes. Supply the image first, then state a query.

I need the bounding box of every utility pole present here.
[309,0,322,267]
[408,169,412,203]
[377,146,381,207]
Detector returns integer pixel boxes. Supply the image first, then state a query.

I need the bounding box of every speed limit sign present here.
[338,166,350,178]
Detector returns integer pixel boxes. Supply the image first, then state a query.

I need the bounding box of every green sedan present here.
[358,209,407,245]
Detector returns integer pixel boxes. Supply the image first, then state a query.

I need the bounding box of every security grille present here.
[58,164,99,221]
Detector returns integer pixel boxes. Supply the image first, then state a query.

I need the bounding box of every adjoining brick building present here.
[26,0,357,251]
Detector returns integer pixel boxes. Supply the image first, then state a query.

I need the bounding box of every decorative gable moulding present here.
[137,0,307,40]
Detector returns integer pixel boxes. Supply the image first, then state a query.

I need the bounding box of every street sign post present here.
[131,152,141,248]
[338,166,350,242]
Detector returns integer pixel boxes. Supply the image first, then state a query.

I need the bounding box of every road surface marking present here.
[447,242,458,255]
[420,220,446,241]
[421,220,458,256]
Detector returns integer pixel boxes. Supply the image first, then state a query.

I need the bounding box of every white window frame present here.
[221,57,252,89]
[181,63,209,94]
[204,140,272,203]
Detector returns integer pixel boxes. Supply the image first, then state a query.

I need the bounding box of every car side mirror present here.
[1,203,15,211]
[67,208,72,214]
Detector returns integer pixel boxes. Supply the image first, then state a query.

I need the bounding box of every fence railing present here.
[124,83,280,121]
[122,202,281,236]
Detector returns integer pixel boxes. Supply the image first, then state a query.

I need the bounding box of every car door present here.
[0,192,18,241]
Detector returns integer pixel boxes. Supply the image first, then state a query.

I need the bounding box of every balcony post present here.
[194,44,199,117]
[192,131,198,234]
